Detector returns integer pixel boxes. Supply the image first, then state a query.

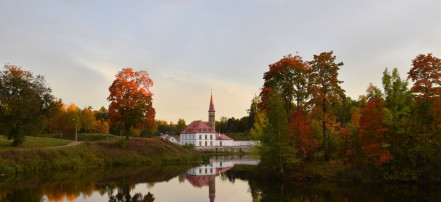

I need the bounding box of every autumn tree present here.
[288,107,317,160]
[358,96,393,167]
[0,64,55,145]
[260,54,310,114]
[45,99,64,133]
[250,111,268,141]
[108,68,155,140]
[81,106,95,133]
[407,53,441,136]
[308,51,345,161]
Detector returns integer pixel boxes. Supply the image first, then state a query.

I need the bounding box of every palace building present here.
[179,94,234,147]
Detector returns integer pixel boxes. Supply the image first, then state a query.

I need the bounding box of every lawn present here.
[0,136,73,149]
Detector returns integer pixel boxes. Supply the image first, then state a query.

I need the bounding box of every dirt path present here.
[40,141,83,149]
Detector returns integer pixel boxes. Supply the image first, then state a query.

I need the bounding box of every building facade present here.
[179,94,234,148]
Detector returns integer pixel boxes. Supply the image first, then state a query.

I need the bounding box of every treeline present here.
[252,52,441,181]
[45,102,110,136]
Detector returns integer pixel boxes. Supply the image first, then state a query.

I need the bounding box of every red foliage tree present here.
[358,97,393,166]
[288,107,318,160]
[108,68,155,140]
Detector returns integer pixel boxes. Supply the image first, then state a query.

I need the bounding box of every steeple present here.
[208,93,215,132]
[209,93,215,112]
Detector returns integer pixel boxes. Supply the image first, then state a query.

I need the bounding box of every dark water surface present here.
[0,155,440,202]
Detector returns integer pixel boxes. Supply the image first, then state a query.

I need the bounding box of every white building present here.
[160,134,179,144]
[179,94,234,148]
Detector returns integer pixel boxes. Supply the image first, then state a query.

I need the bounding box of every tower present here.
[209,93,215,132]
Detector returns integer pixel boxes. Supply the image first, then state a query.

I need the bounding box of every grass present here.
[37,133,121,141]
[225,132,252,141]
[0,137,201,175]
[0,136,73,149]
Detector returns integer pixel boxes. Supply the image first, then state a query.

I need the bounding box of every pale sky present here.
[1,0,440,123]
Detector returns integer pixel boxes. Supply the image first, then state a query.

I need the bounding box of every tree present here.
[250,111,268,141]
[407,53,441,136]
[308,51,345,161]
[81,106,95,133]
[108,68,155,140]
[358,97,393,167]
[382,68,413,161]
[247,96,259,130]
[260,54,310,115]
[0,64,55,145]
[408,53,441,102]
[258,90,299,177]
[175,119,186,133]
[288,107,318,160]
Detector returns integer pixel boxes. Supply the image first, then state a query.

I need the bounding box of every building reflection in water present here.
[182,156,259,202]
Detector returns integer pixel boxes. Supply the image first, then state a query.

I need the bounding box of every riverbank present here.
[0,137,201,175]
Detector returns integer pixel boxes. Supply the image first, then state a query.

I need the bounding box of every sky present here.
[1,0,441,123]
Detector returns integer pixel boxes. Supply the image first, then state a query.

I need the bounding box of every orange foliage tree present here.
[108,68,155,140]
[358,97,393,166]
[259,54,310,114]
[408,53,441,136]
[308,51,345,161]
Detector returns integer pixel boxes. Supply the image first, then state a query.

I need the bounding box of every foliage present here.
[258,91,300,177]
[288,107,318,160]
[260,54,310,114]
[358,97,393,166]
[308,51,345,161]
[250,111,268,141]
[0,64,56,145]
[108,68,156,140]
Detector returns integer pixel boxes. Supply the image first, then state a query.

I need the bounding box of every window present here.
[210,135,212,140]
[199,135,201,140]
[220,161,222,167]
[205,135,207,140]
[205,141,207,146]
[210,141,213,146]
[220,141,222,146]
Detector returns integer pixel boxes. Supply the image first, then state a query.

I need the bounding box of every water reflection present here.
[1,156,441,201]
[182,155,260,202]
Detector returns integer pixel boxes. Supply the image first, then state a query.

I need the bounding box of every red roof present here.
[216,134,232,140]
[181,120,215,133]
[209,94,215,112]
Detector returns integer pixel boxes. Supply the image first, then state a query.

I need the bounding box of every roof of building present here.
[209,93,215,112]
[160,134,179,141]
[216,134,233,140]
[181,120,215,133]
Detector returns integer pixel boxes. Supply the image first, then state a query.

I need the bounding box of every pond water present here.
[1,155,440,202]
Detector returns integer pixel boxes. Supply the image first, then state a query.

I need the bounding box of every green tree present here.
[258,90,299,177]
[247,95,259,130]
[175,119,186,133]
[0,64,55,145]
[308,51,345,161]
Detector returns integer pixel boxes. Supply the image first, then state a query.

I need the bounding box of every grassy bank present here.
[0,137,201,175]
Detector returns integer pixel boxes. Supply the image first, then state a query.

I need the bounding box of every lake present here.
[1,155,440,201]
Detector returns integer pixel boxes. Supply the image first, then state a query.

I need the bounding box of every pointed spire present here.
[209,92,215,112]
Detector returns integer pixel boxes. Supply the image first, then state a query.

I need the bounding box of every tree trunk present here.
[323,102,329,162]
